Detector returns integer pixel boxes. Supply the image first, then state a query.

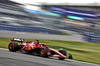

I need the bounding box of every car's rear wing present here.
[10,38,24,42]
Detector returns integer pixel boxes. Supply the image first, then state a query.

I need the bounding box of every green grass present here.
[0,37,100,64]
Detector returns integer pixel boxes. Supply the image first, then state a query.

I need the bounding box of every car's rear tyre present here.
[68,54,73,59]
[8,42,19,52]
[40,47,48,57]
[58,50,67,60]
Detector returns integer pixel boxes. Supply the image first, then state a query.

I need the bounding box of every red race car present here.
[8,38,73,60]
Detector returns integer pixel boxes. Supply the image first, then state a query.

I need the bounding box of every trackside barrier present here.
[59,27,100,43]
[83,33,100,43]
[0,24,62,34]
[0,24,100,43]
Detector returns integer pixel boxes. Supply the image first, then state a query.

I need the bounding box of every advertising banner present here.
[48,6,98,19]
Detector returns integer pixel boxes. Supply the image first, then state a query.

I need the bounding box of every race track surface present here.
[0,48,99,66]
[0,30,83,41]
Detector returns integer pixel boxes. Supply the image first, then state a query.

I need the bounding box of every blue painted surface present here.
[0,24,62,34]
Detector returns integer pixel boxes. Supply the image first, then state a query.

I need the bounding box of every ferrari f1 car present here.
[8,38,73,60]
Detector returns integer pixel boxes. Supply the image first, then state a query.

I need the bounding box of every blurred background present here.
[0,0,100,43]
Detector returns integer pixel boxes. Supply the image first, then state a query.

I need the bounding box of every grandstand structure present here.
[41,3,100,13]
[42,3,100,23]
[0,0,100,42]
[0,0,64,34]
[0,0,100,34]
[40,3,100,42]
[0,0,41,21]
[41,3,100,33]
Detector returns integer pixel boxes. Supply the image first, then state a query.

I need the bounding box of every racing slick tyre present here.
[58,50,67,60]
[68,54,73,59]
[40,47,48,57]
[8,42,19,52]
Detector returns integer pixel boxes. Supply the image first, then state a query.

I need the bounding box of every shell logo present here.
[27,47,32,51]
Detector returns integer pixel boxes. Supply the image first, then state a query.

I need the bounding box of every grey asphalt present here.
[0,48,99,66]
[0,30,83,41]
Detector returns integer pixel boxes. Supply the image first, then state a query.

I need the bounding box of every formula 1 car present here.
[8,38,73,60]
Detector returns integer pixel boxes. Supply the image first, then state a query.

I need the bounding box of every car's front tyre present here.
[68,54,73,59]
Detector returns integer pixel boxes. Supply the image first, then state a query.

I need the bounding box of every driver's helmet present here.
[34,40,39,44]
[36,40,39,44]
